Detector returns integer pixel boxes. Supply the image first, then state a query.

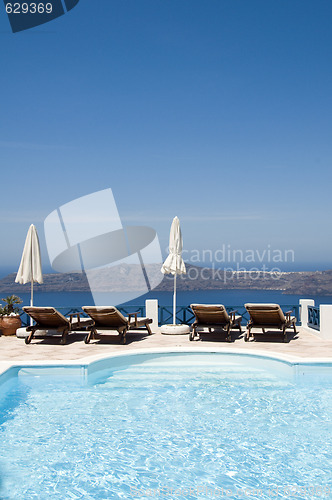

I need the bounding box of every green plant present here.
[0,295,23,316]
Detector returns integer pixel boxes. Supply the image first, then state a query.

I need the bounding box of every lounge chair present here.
[23,306,93,345]
[244,303,297,342]
[189,304,242,342]
[82,306,153,344]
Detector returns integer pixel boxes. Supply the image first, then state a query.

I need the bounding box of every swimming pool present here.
[0,352,331,499]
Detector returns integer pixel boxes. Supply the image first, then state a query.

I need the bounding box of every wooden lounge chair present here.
[189,304,242,342]
[244,303,297,342]
[82,306,153,344]
[23,306,93,345]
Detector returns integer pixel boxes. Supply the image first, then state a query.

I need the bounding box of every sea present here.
[14,289,332,310]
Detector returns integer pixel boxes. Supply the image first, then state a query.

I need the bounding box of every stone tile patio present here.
[0,326,331,364]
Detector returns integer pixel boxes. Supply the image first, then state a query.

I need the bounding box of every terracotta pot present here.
[0,315,22,336]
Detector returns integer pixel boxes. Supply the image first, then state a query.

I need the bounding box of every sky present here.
[0,0,332,276]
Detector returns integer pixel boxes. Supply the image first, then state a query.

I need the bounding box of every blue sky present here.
[0,0,332,276]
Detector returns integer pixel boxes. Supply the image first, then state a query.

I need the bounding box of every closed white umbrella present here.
[15,224,43,308]
[161,216,186,325]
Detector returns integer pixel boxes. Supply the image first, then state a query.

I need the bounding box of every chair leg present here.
[226,324,232,342]
[60,328,69,345]
[293,321,297,334]
[193,325,201,340]
[122,327,128,345]
[283,325,288,343]
[25,328,36,344]
[145,322,152,335]
[84,328,94,344]
[189,326,195,341]
[190,325,199,340]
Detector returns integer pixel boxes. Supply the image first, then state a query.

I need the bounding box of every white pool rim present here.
[1,347,332,382]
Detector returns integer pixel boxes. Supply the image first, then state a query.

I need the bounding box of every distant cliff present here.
[1,265,332,295]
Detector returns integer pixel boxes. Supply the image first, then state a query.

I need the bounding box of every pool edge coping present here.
[1,346,332,379]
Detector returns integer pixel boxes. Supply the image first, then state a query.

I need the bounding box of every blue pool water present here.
[0,353,331,499]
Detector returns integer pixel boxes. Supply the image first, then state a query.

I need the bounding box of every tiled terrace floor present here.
[0,326,331,364]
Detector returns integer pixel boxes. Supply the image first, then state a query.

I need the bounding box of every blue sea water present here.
[14,289,332,310]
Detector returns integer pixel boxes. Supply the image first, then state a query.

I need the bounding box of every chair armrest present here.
[128,312,140,326]
[69,312,81,326]
[285,310,293,319]
[228,310,238,319]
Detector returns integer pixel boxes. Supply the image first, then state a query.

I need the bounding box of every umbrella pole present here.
[30,241,33,325]
[173,273,177,325]
[30,280,34,326]
[30,241,34,308]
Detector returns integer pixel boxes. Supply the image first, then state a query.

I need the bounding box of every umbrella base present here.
[160,324,190,335]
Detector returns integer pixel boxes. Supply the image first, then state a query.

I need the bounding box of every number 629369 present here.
[5,3,53,14]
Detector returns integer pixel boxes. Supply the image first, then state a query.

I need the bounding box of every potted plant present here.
[0,295,23,336]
